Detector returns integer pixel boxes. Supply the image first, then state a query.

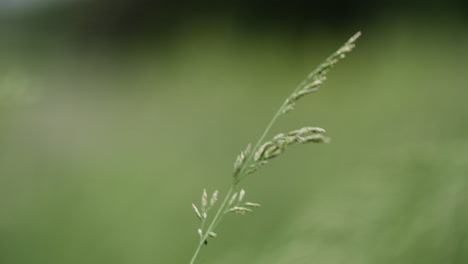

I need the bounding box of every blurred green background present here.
[1,0,467,263]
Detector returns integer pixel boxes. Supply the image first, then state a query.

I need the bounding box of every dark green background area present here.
[0,1,467,263]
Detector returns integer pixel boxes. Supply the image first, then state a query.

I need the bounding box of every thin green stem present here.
[188,32,361,264]
[189,241,204,264]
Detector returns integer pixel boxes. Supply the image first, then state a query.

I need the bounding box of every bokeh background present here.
[1,0,467,263]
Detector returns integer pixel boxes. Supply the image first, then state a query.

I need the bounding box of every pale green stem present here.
[189,32,361,264]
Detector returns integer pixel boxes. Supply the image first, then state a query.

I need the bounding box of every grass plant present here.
[189,31,361,264]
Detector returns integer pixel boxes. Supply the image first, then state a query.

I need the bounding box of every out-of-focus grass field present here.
[1,17,467,264]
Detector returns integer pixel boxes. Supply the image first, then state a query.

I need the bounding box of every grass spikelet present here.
[210,190,218,206]
[233,143,252,177]
[238,189,246,202]
[244,202,261,207]
[229,206,253,214]
[288,126,326,135]
[201,189,208,212]
[254,142,272,161]
[229,192,238,205]
[192,204,202,220]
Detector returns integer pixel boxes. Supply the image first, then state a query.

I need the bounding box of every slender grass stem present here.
[188,32,361,264]
[189,241,204,264]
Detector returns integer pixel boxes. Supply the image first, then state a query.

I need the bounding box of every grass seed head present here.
[189,32,360,262]
[284,32,361,115]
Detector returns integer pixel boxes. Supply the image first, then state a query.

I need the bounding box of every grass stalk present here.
[189,31,361,264]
